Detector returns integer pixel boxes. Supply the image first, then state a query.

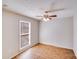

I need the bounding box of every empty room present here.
[2,0,77,59]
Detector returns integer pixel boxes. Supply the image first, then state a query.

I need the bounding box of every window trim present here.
[19,20,31,50]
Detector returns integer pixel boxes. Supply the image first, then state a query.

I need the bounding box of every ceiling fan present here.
[36,8,65,22]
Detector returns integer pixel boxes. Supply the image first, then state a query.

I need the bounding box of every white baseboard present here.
[40,42,73,50]
[73,49,77,57]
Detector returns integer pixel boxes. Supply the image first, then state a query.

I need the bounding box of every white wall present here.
[39,17,73,49]
[73,8,77,56]
[73,0,77,56]
[73,16,77,56]
[2,9,39,59]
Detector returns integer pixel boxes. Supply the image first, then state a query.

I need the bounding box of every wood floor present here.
[13,44,76,59]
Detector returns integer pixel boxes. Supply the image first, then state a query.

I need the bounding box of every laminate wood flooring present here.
[13,44,76,59]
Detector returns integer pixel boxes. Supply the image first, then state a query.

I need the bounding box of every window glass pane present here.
[21,22,29,33]
[21,35,29,48]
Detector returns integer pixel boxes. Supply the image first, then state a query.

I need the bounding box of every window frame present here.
[19,20,31,50]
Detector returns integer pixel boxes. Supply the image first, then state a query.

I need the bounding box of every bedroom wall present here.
[73,0,77,56]
[73,15,77,56]
[73,8,77,56]
[39,17,73,49]
[2,9,39,59]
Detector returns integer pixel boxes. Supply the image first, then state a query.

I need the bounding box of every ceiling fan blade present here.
[46,8,65,12]
[36,16,43,17]
[49,15,57,17]
[52,8,65,12]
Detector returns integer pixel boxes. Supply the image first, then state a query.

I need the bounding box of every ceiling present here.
[3,0,76,21]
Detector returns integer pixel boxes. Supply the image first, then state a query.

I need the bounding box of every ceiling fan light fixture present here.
[43,18,50,22]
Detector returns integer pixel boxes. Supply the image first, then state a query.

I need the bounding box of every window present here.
[19,21,31,49]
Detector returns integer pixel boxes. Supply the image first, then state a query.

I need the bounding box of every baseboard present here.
[40,42,73,50]
[73,50,77,58]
